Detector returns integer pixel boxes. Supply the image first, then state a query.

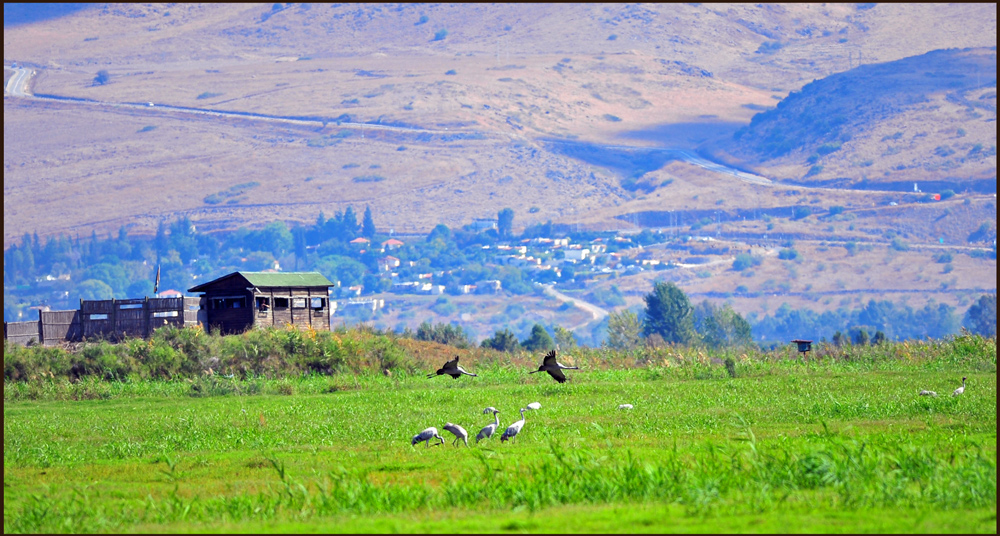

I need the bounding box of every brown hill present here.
[3,3,997,245]
[712,47,997,190]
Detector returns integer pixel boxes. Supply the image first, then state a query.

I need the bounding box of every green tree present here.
[258,221,293,258]
[851,327,870,346]
[872,330,887,345]
[964,293,997,337]
[342,206,360,239]
[416,320,473,349]
[694,301,753,348]
[82,263,128,296]
[315,255,367,288]
[521,323,555,352]
[642,281,695,344]
[553,325,578,349]
[606,309,642,350]
[362,206,376,239]
[77,279,114,301]
[481,328,520,352]
[497,208,514,240]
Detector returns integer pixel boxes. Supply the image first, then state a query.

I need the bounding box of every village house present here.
[377,255,401,272]
[381,238,404,250]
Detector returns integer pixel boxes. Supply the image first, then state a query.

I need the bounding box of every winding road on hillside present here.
[3,65,458,136]
[538,283,609,330]
[5,63,782,185]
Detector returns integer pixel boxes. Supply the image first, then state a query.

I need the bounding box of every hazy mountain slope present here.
[712,47,997,189]
[3,3,997,244]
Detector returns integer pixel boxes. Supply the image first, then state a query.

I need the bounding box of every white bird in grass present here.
[526,402,541,411]
[952,377,966,397]
[500,408,527,444]
[427,356,478,379]
[411,427,445,447]
[918,390,937,397]
[528,350,579,383]
[443,422,469,447]
[618,403,634,410]
[476,409,501,444]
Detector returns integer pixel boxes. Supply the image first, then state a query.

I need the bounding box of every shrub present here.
[445,69,457,75]
[890,238,909,251]
[93,70,110,85]
[778,248,800,261]
[732,253,762,272]
[608,34,618,41]
[816,142,842,155]
[756,41,783,54]
[432,29,448,41]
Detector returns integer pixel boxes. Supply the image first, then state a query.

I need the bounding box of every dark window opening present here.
[274,297,289,309]
[255,297,271,311]
[211,297,246,309]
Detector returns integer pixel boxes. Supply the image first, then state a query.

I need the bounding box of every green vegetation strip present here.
[3,332,996,533]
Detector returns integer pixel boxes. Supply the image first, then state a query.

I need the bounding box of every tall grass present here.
[7,430,994,532]
[6,327,995,402]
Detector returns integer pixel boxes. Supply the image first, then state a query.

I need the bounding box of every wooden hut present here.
[188,272,334,334]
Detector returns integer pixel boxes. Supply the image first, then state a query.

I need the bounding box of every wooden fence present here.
[4,321,40,346]
[5,297,204,346]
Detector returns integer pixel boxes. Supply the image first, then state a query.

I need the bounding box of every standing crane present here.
[411,427,445,447]
[528,350,579,383]
[476,408,501,444]
[500,408,527,444]
[443,422,469,447]
[427,356,478,379]
[952,377,966,397]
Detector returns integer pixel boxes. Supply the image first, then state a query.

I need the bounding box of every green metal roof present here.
[240,272,334,288]
[189,271,334,292]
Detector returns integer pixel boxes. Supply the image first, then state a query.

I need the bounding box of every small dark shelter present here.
[791,339,813,355]
[188,272,334,334]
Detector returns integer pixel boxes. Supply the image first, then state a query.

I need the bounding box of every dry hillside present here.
[4,3,997,244]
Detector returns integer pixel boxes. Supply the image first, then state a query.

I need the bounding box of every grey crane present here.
[500,408,527,444]
[476,408,501,443]
[528,350,579,383]
[952,377,966,397]
[918,390,938,397]
[482,406,500,415]
[411,427,445,447]
[443,422,469,447]
[427,356,478,379]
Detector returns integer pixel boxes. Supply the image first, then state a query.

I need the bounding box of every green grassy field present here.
[4,336,997,533]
